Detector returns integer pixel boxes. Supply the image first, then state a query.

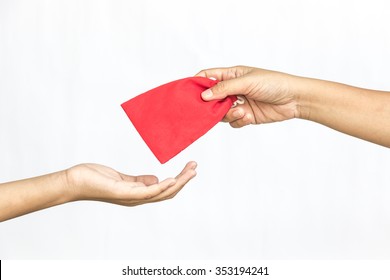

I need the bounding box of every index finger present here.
[195,66,250,81]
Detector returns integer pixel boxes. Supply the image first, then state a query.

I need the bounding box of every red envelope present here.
[121,77,236,163]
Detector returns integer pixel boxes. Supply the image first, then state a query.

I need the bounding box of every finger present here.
[119,174,159,186]
[116,178,176,200]
[222,107,245,123]
[116,168,197,206]
[148,169,197,202]
[201,76,248,101]
[224,97,253,122]
[230,113,255,128]
[195,66,248,81]
[176,161,197,179]
[155,162,197,201]
[115,163,197,205]
[195,67,233,81]
[135,175,159,186]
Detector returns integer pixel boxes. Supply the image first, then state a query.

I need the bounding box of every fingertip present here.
[188,161,198,169]
[148,175,159,184]
[190,169,197,177]
[201,89,213,100]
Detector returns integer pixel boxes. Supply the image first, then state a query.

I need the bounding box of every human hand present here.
[65,161,197,206]
[0,161,197,222]
[196,66,302,128]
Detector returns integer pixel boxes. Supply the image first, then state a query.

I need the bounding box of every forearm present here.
[296,77,390,147]
[0,170,73,222]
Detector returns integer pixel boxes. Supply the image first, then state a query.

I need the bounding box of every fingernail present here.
[202,89,213,99]
[233,110,243,118]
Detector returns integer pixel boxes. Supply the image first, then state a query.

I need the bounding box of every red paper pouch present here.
[121,76,237,163]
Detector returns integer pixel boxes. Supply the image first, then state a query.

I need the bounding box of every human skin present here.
[0,161,197,222]
[197,66,390,148]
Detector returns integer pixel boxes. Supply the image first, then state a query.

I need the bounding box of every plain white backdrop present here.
[0,0,389,259]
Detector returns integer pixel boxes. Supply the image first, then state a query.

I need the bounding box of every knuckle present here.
[215,81,227,94]
[198,69,208,77]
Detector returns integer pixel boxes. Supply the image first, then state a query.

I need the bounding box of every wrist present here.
[292,76,320,121]
[63,166,83,202]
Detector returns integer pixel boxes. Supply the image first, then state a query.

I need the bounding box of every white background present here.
[0,0,389,259]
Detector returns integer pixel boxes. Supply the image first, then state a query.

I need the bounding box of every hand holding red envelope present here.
[121,77,237,163]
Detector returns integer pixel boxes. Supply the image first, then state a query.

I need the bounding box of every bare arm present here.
[297,77,390,147]
[0,171,70,222]
[0,162,197,222]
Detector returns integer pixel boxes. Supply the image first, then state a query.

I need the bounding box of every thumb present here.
[201,77,246,101]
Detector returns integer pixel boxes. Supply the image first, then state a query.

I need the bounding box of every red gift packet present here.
[121,77,236,163]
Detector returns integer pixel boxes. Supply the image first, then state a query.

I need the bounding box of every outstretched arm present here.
[296,77,390,147]
[197,66,390,147]
[0,162,197,222]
